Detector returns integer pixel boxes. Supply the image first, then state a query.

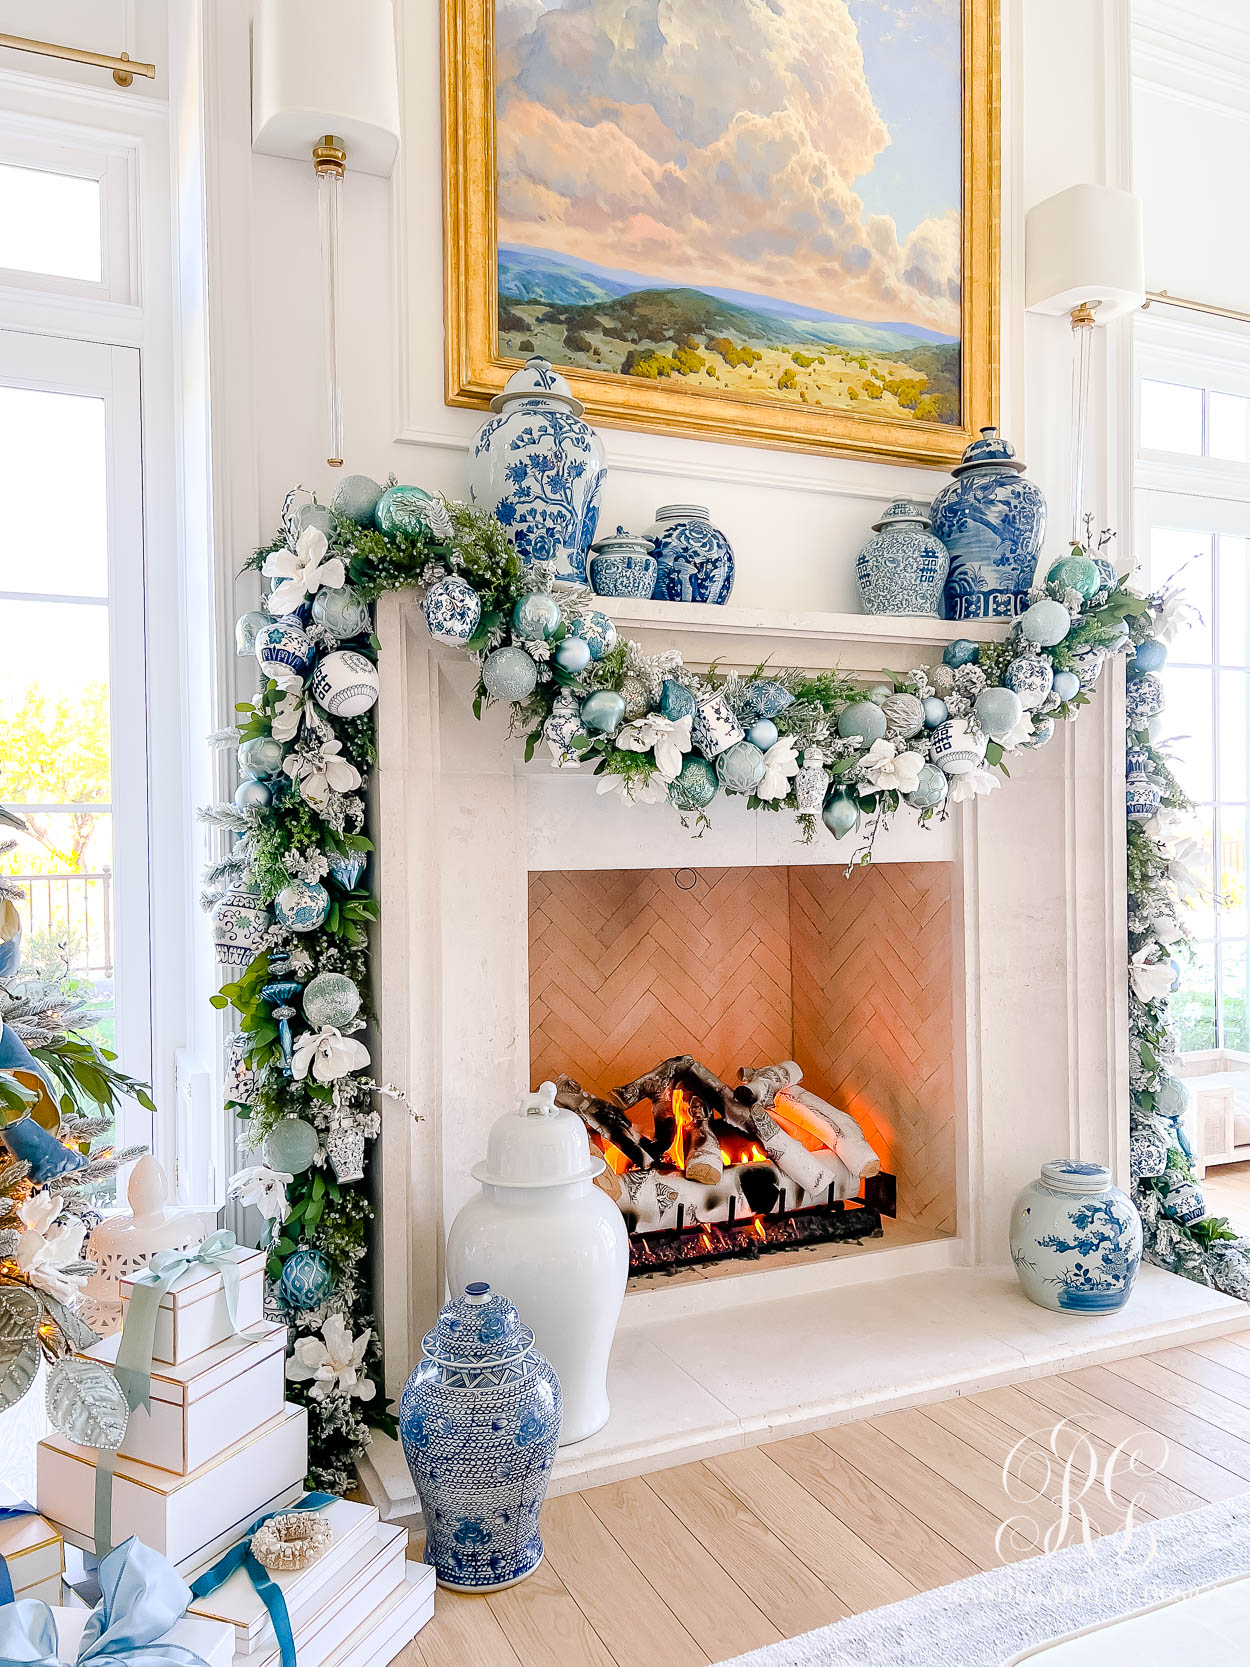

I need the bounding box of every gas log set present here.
[554,1058,896,1273]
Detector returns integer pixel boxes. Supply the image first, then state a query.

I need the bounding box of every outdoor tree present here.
[0,682,110,872]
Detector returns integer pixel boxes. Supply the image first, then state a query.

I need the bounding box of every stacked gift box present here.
[34,1243,433,1666]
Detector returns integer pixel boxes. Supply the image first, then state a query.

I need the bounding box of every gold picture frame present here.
[442,0,999,471]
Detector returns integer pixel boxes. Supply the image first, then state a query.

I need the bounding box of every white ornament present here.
[310,650,380,718]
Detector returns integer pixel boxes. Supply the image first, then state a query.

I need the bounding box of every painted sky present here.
[494,0,962,336]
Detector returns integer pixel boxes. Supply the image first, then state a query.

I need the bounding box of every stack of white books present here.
[35,1246,433,1666]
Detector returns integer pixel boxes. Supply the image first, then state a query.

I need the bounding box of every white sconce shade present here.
[1025,184,1145,321]
[252,0,401,177]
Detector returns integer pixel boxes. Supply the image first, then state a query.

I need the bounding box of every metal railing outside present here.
[8,868,113,977]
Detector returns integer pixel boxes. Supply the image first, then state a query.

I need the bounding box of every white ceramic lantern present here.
[447,1081,627,1445]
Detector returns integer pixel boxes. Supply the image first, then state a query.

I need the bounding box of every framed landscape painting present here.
[443,0,999,469]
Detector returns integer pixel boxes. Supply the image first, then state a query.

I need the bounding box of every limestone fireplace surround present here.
[361,594,1248,1513]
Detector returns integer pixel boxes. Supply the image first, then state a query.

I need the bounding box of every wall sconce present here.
[1025,183,1145,540]
[252,0,401,468]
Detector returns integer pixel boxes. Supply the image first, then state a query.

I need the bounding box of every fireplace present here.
[527,861,955,1276]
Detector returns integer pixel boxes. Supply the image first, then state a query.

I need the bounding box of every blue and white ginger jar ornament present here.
[932,427,1047,620]
[1010,1160,1142,1313]
[401,1281,561,1592]
[212,883,270,969]
[650,505,734,605]
[468,357,606,584]
[423,573,482,645]
[855,500,949,617]
[1126,746,1162,822]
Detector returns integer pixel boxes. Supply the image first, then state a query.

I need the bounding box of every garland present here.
[206,485,1249,1486]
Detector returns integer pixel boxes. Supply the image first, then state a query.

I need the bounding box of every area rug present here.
[715,1495,1250,1666]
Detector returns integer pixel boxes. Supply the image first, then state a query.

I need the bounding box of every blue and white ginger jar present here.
[650,505,734,605]
[932,427,1047,621]
[1126,746,1163,822]
[588,527,657,598]
[468,357,605,584]
[1010,1160,1142,1314]
[855,500,949,617]
[401,1282,561,1592]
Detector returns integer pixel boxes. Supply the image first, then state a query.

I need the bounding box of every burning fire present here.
[670,1087,768,1171]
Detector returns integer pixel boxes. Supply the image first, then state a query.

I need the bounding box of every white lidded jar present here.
[446,1081,628,1444]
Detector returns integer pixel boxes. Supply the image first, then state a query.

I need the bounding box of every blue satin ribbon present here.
[189,1494,335,1667]
[0,1499,39,1606]
[0,1536,209,1665]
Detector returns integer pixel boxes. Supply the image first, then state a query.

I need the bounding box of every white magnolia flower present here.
[262,526,345,615]
[1130,946,1178,1003]
[1168,837,1207,902]
[292,1026,371,1084]
[615,713,693,782]
[1151,910,1187,946]
[228,1164,294,1224]
[270,691,305,743]
[17,1192,60,1237]
[1142,806,1193,859]
[754,736,801,802]
[1151,590,1200,645]
[595,771,667,805]
[947,768,1002,805]
[283,735,362,808]
[858,738,924,795]
[999,710,1036,751]
[15,1204,87,1305]
[286,1313,376,1403]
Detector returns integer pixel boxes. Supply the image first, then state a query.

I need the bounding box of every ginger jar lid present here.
[490,355,584,416]
[871,498,933,532]
[471,1080,605,1188]
[951,425,1028,476]
[1040,1158,1112,1195]
[421,1282,534,1367]
[591,524,655,556]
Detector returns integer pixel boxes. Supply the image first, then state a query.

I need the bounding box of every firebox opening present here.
[528,862,957,1278]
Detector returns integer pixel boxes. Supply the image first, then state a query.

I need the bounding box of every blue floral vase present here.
[855,500,949,617]
[931,427,1048,620]
[588,527,658,598]
[468,357,606,584]
[1010,1160,1142,1314]
[649,505,734,605]
[401,1281,562,1592]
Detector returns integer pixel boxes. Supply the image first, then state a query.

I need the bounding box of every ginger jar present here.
[1010,1160,1142,1314]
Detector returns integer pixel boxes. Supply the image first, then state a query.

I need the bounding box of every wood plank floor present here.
[399,1333,1250,1667]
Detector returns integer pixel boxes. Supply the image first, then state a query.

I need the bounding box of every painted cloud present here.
[495,0,961,336]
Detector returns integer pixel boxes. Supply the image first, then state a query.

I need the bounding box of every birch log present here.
[774,1084,881,1179]
[748,1108,854,1198]
[613,1055,693,1108]
[734,1062,802,1106]
[554,1075,657,1170]
[596,1161,782,1232]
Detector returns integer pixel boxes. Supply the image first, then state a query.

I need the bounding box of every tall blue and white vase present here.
[1126,746,1163,822]
[649,505,734,605]
[931,427,1048,620]
[468,357,606,584]
[400,1282,562,1593]
[1010,1160,1142,1314]
[855,500,949,617]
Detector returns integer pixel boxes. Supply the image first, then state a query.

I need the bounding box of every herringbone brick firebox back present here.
[528,863,957,1235]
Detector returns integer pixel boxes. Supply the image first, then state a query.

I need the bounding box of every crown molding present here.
[1133,0,1250,114]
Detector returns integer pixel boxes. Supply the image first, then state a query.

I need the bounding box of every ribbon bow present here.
[0,1537,209,1666]
[0,1498,39,1605]
[189,1494,336,1667]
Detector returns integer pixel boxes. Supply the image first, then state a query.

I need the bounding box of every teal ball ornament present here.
[746,718,778,751]
[1155,1076,1189,1120]
[302,971,362,1031]
[922,696,949,729]
[907,764,948,810]
[512,592,562,640]
[239,736,285,778]
[482,646,539,702]
[837,701,888,746]
[312,586,370,640]
[279,1247,334,1311]
[973,686,1023,740]
[867,683,894,706]
[660,679,696,722]
[669,756,718,811]
[1020,598,1071,648]
[580,690,626,735]
[234,778,272,813]
[265,1116,320,1175]
[822,790,861,841]
[1132,639,1167,674]
[299,503,334,539]
[374,484,432,536]
[554,636,592,675]
[716,741,767,793]
[570,611,618,661]
[274,879,330,933]
[1047,554,1100,600]
[331,475,383,526]
[236,610,269,657]
[943,639,980,669]
[1051,670,1080,703]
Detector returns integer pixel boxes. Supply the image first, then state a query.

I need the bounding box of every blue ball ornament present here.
[746,718,779,751]
[943,639,980,669]
[239,736,285,778]
[512,592,562,640]
[374,484,432,536]
[570,611,619,661]
[331,475,383,526]
[669,756,718,811]
[274,879,330,933]
[867,683,894,706]
[580,690,626,734]
[1051,670,1080,703]
[1020,598,1071,648]
[907,764,948,809]
[922,696,949,729]
[234,778,272,813]
[1132,639,1167,674]
[265,1116,319,1175]
[973,685,1023,740]
[837,701,887,745]
[235,610,270,657]
[299,503,334,539]
[279,1248,334,1311]
[554,636,592,675]
[482,646,539,702]
[716,740,767,793]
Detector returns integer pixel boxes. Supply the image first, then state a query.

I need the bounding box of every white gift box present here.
[323,1562,436,1667]
[187,1499,380,1655]
[77,1322,287,1475]
[52,1603,233,1667]
[0,1483,64,1603]
[119,1247,266,1365]
[37,1403,307,1571]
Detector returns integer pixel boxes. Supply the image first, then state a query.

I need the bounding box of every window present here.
[0,162,101,282]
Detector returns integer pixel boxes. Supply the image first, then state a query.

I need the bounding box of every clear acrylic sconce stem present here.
[318,164,344,467]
